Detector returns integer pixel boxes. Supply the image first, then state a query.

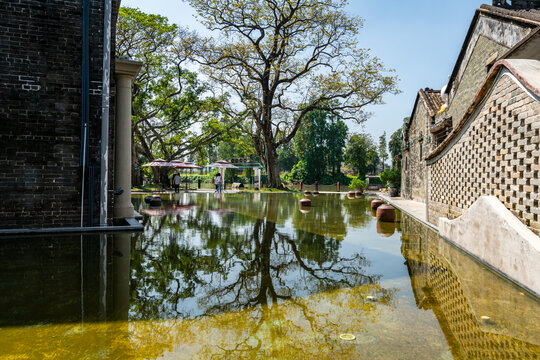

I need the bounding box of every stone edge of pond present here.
[378,193,540,299]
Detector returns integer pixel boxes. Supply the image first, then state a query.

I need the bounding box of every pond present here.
[1,193,539,359]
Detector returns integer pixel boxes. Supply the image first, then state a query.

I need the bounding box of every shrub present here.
[379,168,401,187]
[349,177,366,190]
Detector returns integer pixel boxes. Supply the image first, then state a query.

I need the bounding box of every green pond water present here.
[1,192,539,359]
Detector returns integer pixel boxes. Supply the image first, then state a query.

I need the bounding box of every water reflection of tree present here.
[132,194,395,320]
[342,196,373,229]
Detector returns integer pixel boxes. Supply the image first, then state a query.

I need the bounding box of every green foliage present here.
[349,177,366,190]
[344,133,380,180]
[379,168,401,187]
[281,170,352,186]
[388,128,402,166]
[185,0,399,187]
[117,7,236,183]
[378,131,388,169]
[286,160,308,183]
[284,109,348,183]
[367,176,383,185]
[277,142,298,172]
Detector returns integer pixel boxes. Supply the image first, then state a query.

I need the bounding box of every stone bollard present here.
[299,198,312,207]
[376,204,395,222]
[347,191,355,199]
[371,199,384,210]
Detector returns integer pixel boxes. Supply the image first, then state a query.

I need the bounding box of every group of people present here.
[169,172,223,194]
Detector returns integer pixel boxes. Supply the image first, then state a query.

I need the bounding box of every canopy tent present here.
[142,158,175,191]
[206,160,239,190]
[171,160,201,169]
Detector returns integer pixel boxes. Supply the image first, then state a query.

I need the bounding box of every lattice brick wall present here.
[427,250,540,359]
[428,75,540,235]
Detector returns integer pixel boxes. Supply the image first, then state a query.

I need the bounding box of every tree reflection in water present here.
[130,194,396,355]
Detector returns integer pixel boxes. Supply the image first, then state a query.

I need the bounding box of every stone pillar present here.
[114,58,142,220]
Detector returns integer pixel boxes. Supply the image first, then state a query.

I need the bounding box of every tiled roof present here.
[480,4,540,25]
[419,88,444,118]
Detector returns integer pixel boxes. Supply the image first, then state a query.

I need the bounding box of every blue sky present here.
[121,0,487,141]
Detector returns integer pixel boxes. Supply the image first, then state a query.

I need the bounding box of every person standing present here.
[172,172,181,193]
[214,173,222,193]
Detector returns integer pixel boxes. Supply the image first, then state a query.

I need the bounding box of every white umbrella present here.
[207,160,238,169]
[207,160,238,191]
[171,160,201,169]
[142,158,175,191]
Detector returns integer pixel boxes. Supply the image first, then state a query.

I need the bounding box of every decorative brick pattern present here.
[401,214,540,359]
[429,75,540,235]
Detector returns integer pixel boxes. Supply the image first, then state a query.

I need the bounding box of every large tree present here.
[185,0,399,187]
[388,116,409,168]
[344,133,379,179]
[116,7,234,184]
[378,131,388,170]
[289,109,347,183]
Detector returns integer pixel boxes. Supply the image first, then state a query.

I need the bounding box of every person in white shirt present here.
[172,172,181,193]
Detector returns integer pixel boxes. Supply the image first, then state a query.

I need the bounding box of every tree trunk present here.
[265,142,282,188]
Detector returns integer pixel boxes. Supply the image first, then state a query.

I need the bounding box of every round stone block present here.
[312,191,319,196]
[304,191,312,196]
[355,190,363,197]
[299,198,312,207]
[347,191,355,199]
[376,204,395,222]
[371,199,384,210]
[299,207,311,214]
[149,198,162,207]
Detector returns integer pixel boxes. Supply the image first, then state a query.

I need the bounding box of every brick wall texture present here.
[428,74,540,235]
[447,36,509,128]
[0,0,118,228]
[402,104,433,202]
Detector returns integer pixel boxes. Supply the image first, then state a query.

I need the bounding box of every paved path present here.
[377,193,438,231]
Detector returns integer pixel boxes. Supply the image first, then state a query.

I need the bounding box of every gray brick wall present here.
[448,35,509,128]
[402,103,433,202]
[0,0,119,228]
[428,75,540,235]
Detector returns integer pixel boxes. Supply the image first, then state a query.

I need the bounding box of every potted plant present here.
[379,168,401,197]
[349,177,366,196]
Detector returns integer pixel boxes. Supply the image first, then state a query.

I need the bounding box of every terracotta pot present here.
[376,204,395,222]
[370,199,384,210]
